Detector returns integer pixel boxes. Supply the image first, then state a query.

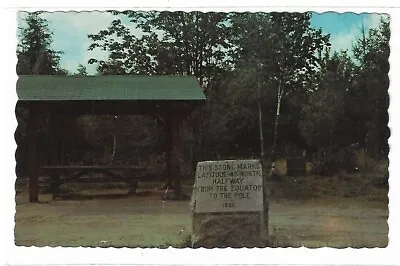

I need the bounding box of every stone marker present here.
[191,160,267,248]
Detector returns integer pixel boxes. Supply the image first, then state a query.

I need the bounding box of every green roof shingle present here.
[17,75,206,101]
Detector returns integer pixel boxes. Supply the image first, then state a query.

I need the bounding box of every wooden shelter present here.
[16,75,206,202]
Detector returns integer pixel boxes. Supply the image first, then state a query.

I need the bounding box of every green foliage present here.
[231,12,330,90]
[75,64,88,75]
[85,12,389,170]
[352,17,390,158]
[299,51,349,154]
[17,12,67,75]
[88,11,233,88]
[213,12,330,158]
[295,17,390,174]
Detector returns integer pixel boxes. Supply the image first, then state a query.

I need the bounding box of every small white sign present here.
[193,160,263,213]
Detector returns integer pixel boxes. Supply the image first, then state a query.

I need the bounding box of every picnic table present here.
[40,165,145,199]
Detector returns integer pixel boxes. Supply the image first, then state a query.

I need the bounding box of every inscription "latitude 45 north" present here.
[193,160,264,213]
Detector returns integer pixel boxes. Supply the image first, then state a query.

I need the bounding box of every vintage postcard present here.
[3,2,399,266]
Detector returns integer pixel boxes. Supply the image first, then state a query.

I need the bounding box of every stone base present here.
[192,212,266,248]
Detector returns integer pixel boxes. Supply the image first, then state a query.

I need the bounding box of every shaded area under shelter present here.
[16,75,206,202]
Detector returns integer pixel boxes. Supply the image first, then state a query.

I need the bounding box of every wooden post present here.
[129,180,137,195]
[48,113,61,200]
[165,114,173,189]
[165,111,183,199]
[28,106,39,203]
[51,174,60,200]
[172,117,182,199]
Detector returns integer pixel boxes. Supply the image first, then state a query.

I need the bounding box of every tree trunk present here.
[200,88,215,160]
[271,78,283,162]
[257,83,265,160]
[257,81,269,243]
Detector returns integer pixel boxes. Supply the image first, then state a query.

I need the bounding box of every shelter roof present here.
[17,75,206,101]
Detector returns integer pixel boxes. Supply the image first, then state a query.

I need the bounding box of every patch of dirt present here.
[14,185,388,248]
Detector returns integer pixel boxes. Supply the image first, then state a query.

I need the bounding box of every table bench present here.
[40,165,145,199]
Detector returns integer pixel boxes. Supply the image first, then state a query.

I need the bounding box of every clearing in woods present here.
[14,181,388,248]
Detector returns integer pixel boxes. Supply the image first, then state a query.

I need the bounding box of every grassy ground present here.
[14,174,388,248]
[268,198,388,247]
[15,190,192,248]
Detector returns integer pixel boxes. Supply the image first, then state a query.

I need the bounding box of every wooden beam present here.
[65,177,138,183]
[18,100,202,116]
[28,106,39,202]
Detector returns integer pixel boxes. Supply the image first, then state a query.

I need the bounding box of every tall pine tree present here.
[17,12,67,75]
